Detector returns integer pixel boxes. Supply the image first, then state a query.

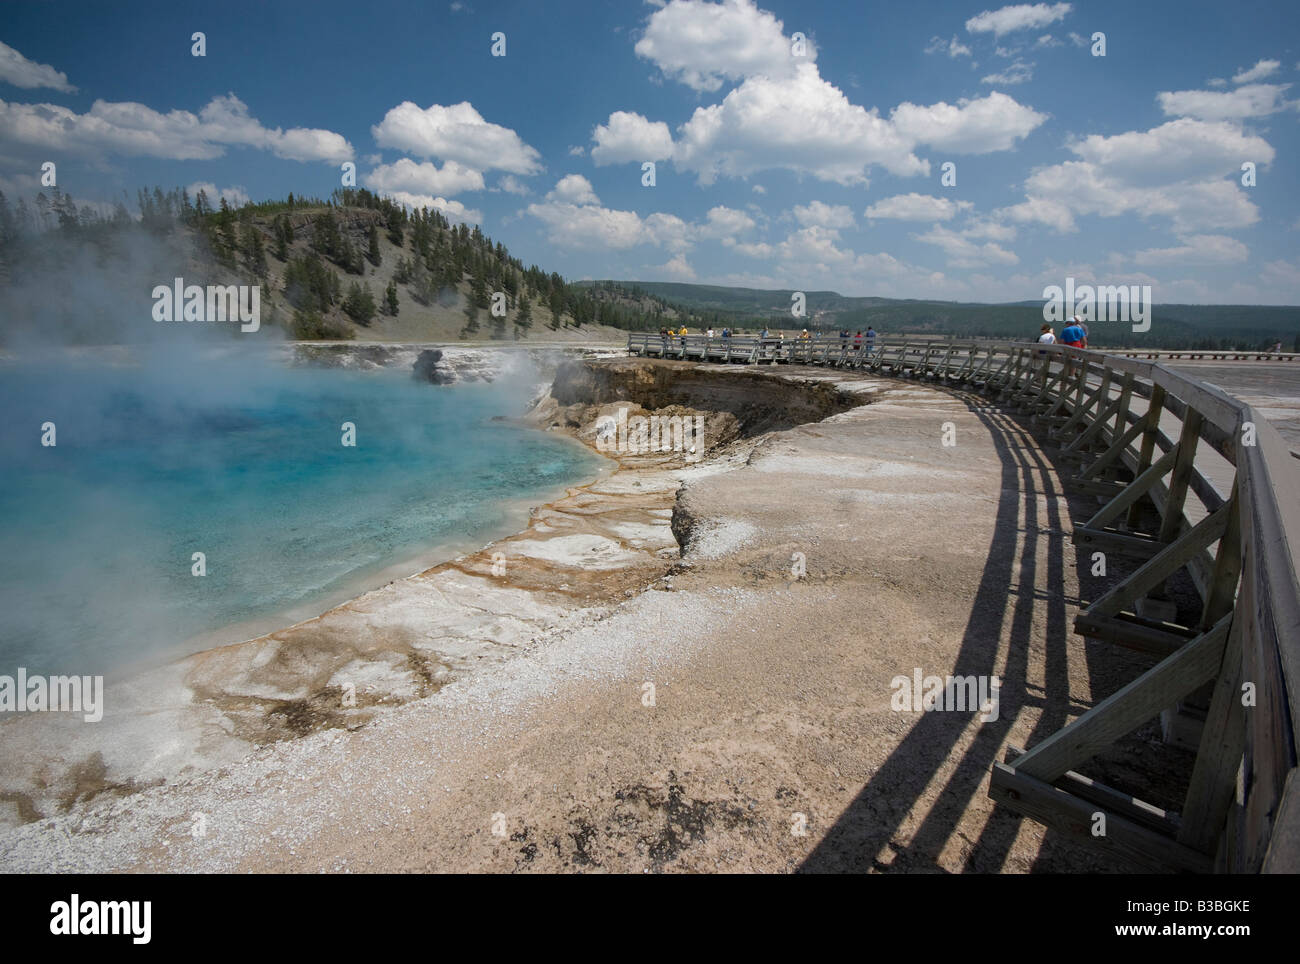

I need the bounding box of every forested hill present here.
[590,281,1300,351]
[0,186,683,344]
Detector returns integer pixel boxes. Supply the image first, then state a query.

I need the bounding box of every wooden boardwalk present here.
[629,333,1300,873]
[628,332,1300,367]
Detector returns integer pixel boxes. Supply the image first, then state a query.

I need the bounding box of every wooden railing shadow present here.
[630,335,1300,872]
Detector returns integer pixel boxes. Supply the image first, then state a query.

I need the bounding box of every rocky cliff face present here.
[530,357,862,465]
[544,357,859,435]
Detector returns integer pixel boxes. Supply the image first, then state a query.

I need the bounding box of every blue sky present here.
[2,0,1298,303]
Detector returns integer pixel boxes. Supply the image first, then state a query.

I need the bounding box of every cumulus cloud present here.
[0,40,76,92]
[382,191,481,224]
[891,91,1047,154]
[966,3,1072,37]
[1001,119,1268,235]
[590,110,675,164]
[672,62,927,184]
[863,193,973,221]
[654,253,697,280]
[1134,234,1249,266]
[634,0,812,92]
[1157,83,1293,121]
[790,200,855,229]
[1067,117,1274,184]
[546,173,601,205]
[524,200,650,250]
[1232,59,1281,84]
[366,157,485,197]
[914,225,1019,268]
[0,93,353,162]
[495,174,530,195]
[699,205,757,238]
[723,238,774,258]
[371,101,542,174]
[624,2,1046,186]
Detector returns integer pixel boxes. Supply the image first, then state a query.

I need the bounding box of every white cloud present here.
[914,224,1019,268]
[0,93,352,162]
[0,41,76,92]
[187,182,250,209]
[723,238,775,258]
[568,145,585,156]
[1004,123,1267,235]
[524,200,650,249]
[1035,34,1062,47]
[371,101,542,174]
[1067,117,1275,184]
[383,192,481,225]
[673,62,927,184]
[367,157,485,196]
[1134,234,1249,266]
[891,91,1047,154]
[699,205,757,238]
[981,60,1034,85]
[863,193,972,221]
[1207,77,1227,88]
[1157,83,1293,121]
[654,253,697,280]
[495,174,530,195]
[1233,59,1281,84]
[546,173,600,206]
[751,184,766,194]
[590,110,674,164]
[790,200,855,229]
[634,0,812,92]
[926,35,973,58]
[966,3,1072,37]
[1000,196,1076,232]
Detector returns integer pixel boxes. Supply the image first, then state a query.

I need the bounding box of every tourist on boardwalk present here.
[706,327,715,339]
[854,330,863,350]
[1038,324,1056,345]
[865,326,877,352]
[1060,316,1087,348]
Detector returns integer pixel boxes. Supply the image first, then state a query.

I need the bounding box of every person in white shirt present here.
[1038,324,1056,344]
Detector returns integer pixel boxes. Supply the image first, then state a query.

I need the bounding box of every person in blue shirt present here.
[1060,316,1087,347]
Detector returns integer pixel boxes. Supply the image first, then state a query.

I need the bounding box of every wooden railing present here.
[630,334,1300,872]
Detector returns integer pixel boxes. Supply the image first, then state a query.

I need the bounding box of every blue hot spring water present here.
[0,351,602,677]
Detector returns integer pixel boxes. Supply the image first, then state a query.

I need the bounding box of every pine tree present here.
[367,223,381,267]
[461,302,480,338]
[384,280,399,316]
[514,295,533,340]
[342,281,376,325]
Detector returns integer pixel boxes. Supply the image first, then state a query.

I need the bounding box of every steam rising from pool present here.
[0,347,601,677]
